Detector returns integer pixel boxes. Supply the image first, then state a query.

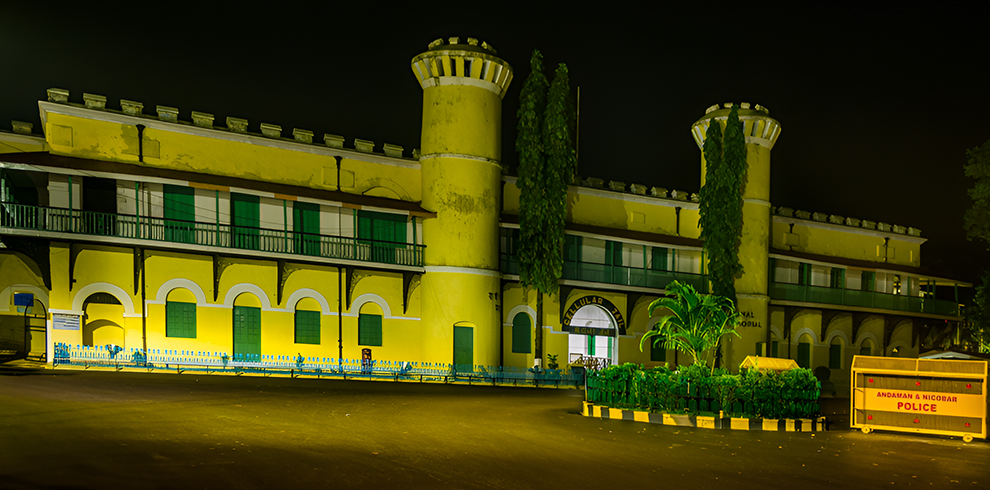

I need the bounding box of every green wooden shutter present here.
[358,314,382,346]
[651,247,668,271]
[231,193,260,250]
[293,201,320,255]
[650,338,665,362]
[511,313,531,354]
[165,301,197,338]
[829,343,842,369]
[164,185,196,243]
[564,235,581,262]
[294,310,321,344]
[798,342,811,368]
[798,263,810,285]
[606,241,622,266]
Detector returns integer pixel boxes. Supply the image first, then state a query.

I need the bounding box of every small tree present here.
[962,271,990,354]
[639,280,742,373]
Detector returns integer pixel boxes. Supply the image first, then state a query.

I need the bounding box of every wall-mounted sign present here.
[13,293,34,307]
[565,325,616,337]
[739,311,762,328]
[53,313,80,330]
[562,295,626,335]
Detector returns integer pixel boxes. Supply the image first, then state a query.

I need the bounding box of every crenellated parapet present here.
[774,206,922,237]
[41,88,416,159]
[690,102,782,150]
[410,37,513,99]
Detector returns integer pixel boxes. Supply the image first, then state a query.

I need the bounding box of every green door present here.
[231,193,260,250]
[164,184,196,243]
[293,201,320,256]
[233,305,261,361]
[357,210,406,264]
[453,325,473,369]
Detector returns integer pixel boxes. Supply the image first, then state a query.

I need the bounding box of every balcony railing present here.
[0,202,424,267]
[501,253,707,292]
[769,282,960,317]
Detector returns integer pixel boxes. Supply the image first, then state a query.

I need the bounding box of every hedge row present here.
[586,363,820,420]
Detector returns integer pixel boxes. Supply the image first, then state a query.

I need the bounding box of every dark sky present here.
[2,4,989,284]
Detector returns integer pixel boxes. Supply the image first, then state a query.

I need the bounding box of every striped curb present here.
[583,401,826,432]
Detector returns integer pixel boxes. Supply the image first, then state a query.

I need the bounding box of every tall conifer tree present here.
[516,50,550,364]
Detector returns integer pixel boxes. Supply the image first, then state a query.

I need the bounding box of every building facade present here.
[0,37,967,393]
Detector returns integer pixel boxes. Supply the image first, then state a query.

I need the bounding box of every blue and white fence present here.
[52,343,583,388]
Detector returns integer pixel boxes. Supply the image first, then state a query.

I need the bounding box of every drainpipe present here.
[136,125,146,163]
[140,248,147,357]
[336,156,344,364]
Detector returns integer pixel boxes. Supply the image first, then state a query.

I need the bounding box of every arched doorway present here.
[82,292,125,349]
[563,296,624,368]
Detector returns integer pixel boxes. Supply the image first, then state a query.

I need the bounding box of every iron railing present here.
[0,202,424,267]
[769,282,960,317]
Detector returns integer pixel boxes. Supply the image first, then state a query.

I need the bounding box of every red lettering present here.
[897,402,904,410]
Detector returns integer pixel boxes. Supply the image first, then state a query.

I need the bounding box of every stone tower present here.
[691,103,781,369]
[410,37,513,366]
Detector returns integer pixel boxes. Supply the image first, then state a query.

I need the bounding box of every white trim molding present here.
[285,288,333,316]
[424,265,501,277]
[0,284,49,313]
[71,282,137,316]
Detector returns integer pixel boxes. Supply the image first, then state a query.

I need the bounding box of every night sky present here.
[2,4,989,284]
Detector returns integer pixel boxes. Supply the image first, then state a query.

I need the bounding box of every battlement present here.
[774,206,922,238]
[690,102,781,150]
[42,88,415,159]
[410,37,513,99]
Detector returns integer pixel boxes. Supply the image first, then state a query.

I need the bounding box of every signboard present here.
[53,313,80,330]
[563,325,616,337]
[13,293,34,307]
[863,388,985,418]
[562,295,626,335]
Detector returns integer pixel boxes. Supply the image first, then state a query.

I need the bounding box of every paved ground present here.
[1,363,987,489]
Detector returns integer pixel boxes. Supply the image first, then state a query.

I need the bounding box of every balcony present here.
[0,202,424,268]
[769,282,960,318]
[501,253,707,292]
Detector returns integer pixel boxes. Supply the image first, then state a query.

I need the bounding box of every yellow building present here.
[0,37,968,393]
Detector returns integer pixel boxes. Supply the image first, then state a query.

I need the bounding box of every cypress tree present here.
[516,50,551,365]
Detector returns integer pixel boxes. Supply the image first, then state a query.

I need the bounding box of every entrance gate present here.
[453,324,473,368]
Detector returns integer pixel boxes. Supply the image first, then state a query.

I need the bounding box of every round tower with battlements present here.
[691,103,781,369]
[410,37,513,367]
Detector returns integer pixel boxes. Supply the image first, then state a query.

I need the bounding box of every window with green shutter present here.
[649,338,665,362]
[164,184,196,243]
[651,247,668,271]
[231,193,260,250]
[294,310,321,344]
[165,301,197,338]
[605,240,622,266]
[798,263,811,285]
[358,313,382,346]
[861,271,875,292]
[564,234,581,262]
[830,268,844,289]
[293,201,321,256]
[798,342,811,368]
[829,342,842,369]
[358,210,407,264]
[511,313,531,353]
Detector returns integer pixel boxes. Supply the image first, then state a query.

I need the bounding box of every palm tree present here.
[640,280,742,373]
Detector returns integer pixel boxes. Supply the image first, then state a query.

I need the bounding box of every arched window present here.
[294,297,321,345]
[358,302,383,347]
[797,334,813,368]
[511,312,531,354]
[166,288,197,338]
[859,339,873,357]
[829,337,843,369]
[649,336,665,362]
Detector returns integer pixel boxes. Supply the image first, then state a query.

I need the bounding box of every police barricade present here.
[851,355,988,442]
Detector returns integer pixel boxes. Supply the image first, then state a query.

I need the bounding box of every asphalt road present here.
[1,364,987,489]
